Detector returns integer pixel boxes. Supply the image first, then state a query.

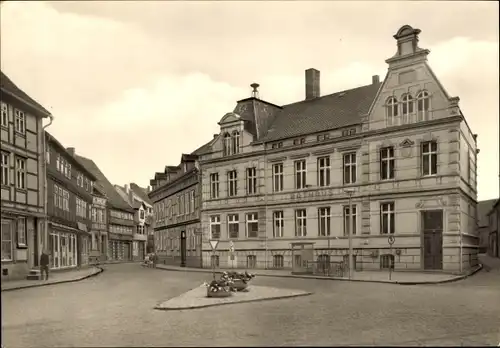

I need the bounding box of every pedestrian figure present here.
[152,252,158,268]
[40,249,50,280]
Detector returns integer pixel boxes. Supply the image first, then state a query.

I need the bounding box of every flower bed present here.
[203,279,235,298]
[219,271,256,291]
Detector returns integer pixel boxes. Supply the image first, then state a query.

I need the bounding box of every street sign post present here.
[388,235,395,280]
[209,240,219,279]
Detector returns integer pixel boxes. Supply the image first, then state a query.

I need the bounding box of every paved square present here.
[155,285,313,310]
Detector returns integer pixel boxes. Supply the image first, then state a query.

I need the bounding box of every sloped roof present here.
[261,82,382,142]
[478,199,497,228]
[0,71,51,117]
[75,155,133,212]
[130,183,152,205]
[191,139,213,156]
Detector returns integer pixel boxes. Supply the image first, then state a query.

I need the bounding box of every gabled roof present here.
[0,71,51,117]
[191,139,213,156]
[130,183,152,205]
[260,82,381,142]
[478,199,497,228]
[75,155,133,212]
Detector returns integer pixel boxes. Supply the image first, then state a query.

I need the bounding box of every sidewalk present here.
[152,263,482,285]
[479,254,500,272]
[1,266,103,292]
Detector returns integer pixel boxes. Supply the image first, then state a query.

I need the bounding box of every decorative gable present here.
[400,139,415,148]
[218,112,242,126]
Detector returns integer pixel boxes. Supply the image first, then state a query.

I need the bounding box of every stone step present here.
[28,269,41,275]
[26,274,41,280]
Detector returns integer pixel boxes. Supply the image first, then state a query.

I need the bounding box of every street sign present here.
[209,240,219,250]
[388,235,395,245]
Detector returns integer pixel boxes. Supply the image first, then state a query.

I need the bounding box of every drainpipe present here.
[42,115,54,256]
[263,142,268,270]
[459,230,463,274]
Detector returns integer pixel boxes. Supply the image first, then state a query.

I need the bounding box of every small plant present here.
[203,278,235,293]
[222,271,256,284]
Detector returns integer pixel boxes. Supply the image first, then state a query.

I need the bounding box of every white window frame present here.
[246,167,257,195]
[17,217,27,246]
[246,213,259,238]
[228,170,238,197]
[209,215,221,239]
[210,173,219,199]
[273,211,284,238]
[343,205,357,236]
[295,209,307,237]
[1,219,13,261]
[272,163,284,192]
[401,94,414,124]
[223,133,232,156]
[380,147,395,180]
[273,254,284,268]
[318,207,331,236]
[228,214,239,239]
[295,160,307,189]
[232,130,240,155]
[15,157,26,189]
[380,202,395,235]
[1,152,9,186]
[386,97,398,126]
[416,90,430,121]
[421,141,438,176]
[1,102,8,127]
[14,109,25,134]
[67,164,72,179]
[343,152,357,185]
[317,156,331,187]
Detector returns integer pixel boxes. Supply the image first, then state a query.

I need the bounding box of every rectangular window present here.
[46,146,50,164]
[1,102,8,127]
[228,170,238,197]
[343,153,357,184]
[317,156,331,187]
[421,141,438,176]
[467,150,471,184]
[1,152,9,186]
[318,207,331,236]
[295,209,307,237]
[380,202,395,235]
[228,214,239,239]
[246,167,257,195]
[17,217,27,246]
[272,163,284,192]
[210,215,221,239]
[246,213,259,238]
[14,109,25,134]
[189,190,195,213]
[56,155,61,173]
[15,157,26,189]
[273,211,284,238]
[184,192,189,214]
[380,147,395,180]
[1,220,13,261]
[67,164,72,179]
[343,205,357,236]
[295,160,307,189]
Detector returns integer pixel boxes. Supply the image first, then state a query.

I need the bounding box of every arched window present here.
[223,133,232,156]
[273,254,284,269]
[232,130,240,155]
[416,90,430,121]
[386,97,399,126]
[380,254,394,270]
[401,94,414,124]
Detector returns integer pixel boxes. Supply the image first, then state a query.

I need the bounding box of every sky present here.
[1,1,498,200]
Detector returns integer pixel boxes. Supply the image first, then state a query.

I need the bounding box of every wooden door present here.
[422,210,443,270]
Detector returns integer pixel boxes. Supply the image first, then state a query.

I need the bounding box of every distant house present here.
[487,199,500,258]
[477,199,497,253]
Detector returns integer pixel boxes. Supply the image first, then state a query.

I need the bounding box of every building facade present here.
[45,135,96,270]
[76,154,135,262]
[91,185,108,262]
[1,71,52,280]
[487,199,499,258]
[199,25,479,274]
[150,153,208,268]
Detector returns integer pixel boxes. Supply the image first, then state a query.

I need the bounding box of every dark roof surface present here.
[0,71,51,116]
[75,155,133,212]
[130,183,152,205]
[191,139,213,156]
[478,199,497,228]
[260,82,381,142]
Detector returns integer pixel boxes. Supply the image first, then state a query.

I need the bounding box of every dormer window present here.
[402,94,414,124]
[232,130,240,155]
[416,91,430,122]
[223,133,231,156]
[386,97,398,126]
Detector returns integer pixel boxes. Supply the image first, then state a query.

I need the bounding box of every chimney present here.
[67,147,75,157]
[213,134,218,139]
[147,185,151,193]
[372,75,380,85]
[305,68,320,100]
[124,184,129,194]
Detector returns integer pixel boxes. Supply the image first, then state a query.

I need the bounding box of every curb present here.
[1,267,104,292]
[154,291,313,311]
[152,264,483,285]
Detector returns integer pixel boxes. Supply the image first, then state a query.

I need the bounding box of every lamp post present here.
[344,188,355,280]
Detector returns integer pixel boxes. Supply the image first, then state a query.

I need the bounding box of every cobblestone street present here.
[2,263,499,347]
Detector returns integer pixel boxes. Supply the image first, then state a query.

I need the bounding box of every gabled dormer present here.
[367,25,464,131]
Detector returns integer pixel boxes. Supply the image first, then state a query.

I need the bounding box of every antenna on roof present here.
[251,83,260,99]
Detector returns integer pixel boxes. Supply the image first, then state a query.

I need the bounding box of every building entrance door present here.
[422,210,443,270]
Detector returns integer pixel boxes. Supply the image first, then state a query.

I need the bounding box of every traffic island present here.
[155,285,313,311]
